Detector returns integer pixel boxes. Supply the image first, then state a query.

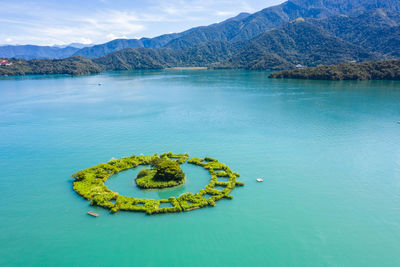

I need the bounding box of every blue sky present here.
[0,0,285,46]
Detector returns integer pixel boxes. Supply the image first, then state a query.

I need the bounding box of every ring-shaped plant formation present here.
[72,152,244,215]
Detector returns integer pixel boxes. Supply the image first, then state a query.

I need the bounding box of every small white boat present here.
[256,178,264,182]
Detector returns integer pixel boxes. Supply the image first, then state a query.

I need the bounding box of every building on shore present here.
[0,59,12,66]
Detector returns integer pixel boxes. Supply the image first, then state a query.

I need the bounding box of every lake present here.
[1,69,400,266]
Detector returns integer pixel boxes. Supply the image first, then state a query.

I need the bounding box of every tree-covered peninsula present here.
[269,60,400,80]
[0,57,102,76]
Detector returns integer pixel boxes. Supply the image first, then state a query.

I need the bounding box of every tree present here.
[154,160,185,181]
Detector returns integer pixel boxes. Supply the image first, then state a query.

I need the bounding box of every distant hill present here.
[0,45,79,60]
[269,59,400,80]
[53,43,93,49]
[72,33,183,58]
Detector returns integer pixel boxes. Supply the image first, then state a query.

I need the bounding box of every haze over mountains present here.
[1,0,400,76]
[0,43,92,60]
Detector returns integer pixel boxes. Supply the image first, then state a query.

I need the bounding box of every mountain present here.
[2,0,400,76]
[288,0,400,14]
[214,8,400,70]
[2,6,400,77]
[73,0,400,57]
[92,41,240,70]
[0,45,79,60]
[3,0,400,60]
[72,33,184,58]
[314,9,400,57]
[223,12,251,22]
[269,59,400,80]
[215,19,376,69]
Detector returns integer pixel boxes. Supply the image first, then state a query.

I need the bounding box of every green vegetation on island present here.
[269,59,400,80]
[71,152,244,215]
[136,158,186,189]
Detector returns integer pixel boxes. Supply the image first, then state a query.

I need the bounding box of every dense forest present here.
[269,60,400,80]
[0,57,102,76]
[213,19,376,70]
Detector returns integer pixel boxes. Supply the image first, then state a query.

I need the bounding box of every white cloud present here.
[106,34,128,40]
[0,0,286,45]
[78,38,94,44]
[216,11,237,16]
[0,7,147,45]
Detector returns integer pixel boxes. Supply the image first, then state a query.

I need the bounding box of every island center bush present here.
[154,160,185,181]
[136,159,185,189]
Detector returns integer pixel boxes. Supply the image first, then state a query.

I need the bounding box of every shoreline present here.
[166,67,208,70]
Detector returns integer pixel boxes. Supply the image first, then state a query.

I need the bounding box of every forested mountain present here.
[162,0,400,50]
[215,19,376,69]
[315,9,400,57]
[72,0,400,57]
[214,8,400,69]
[92,41,240,70]
[269,59,400,80]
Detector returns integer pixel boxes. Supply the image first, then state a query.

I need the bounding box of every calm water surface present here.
[1,70,400,266]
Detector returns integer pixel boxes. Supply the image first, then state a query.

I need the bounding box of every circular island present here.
[72,152,244,215]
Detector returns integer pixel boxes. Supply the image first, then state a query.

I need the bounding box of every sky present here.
[0,0,285,46]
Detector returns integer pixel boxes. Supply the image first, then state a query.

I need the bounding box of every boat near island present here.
[87,211,99,217]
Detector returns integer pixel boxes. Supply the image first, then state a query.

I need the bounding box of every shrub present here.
[154,159,185,182]
[137,167,152,179]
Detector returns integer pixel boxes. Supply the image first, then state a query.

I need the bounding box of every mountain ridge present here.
[1,1,400,76]
[4,0,399,60]
[0,45,80,60]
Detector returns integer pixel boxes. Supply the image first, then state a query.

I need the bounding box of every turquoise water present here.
[1,70,400,266]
